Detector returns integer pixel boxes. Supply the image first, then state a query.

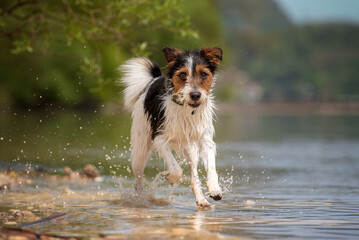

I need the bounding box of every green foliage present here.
[0,0,211,108]
[5,0,357,106]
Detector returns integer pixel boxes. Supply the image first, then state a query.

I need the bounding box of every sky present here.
[275,0,359,24]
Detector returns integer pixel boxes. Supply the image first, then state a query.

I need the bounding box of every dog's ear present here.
[200,47,223,66]
[163,47,182,66]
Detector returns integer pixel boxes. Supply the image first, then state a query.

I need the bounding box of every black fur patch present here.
[144,76,167,139]
[150,61,162,78]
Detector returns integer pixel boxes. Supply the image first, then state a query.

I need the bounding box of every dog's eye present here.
[179,72,187,81]
[200,72,208,79]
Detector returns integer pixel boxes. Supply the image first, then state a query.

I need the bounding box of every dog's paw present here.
[209,191,222,201]
[196,200,211,208]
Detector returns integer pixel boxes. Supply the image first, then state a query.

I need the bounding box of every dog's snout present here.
[190,91,201,101]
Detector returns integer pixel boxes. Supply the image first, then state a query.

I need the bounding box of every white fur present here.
[161,97,214,152]
[159,99,221,206]
[119,57,222,207]
[130,94,152,192]
[185,56,193,76]
[119,58,155,111]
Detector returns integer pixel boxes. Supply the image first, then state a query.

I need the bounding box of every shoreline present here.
[215,102,359,115]
[2,102,359,116]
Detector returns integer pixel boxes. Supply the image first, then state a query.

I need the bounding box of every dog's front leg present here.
[185,145,210,207]
[154,137,183,184]
[200,134,222,201]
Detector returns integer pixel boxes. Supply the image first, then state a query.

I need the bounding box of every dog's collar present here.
[165,78,184,106]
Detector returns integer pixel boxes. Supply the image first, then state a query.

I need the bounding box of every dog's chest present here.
[162,104,213,147]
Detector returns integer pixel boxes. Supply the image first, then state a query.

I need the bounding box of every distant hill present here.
[218,0,291,32]
[217,0,359,102]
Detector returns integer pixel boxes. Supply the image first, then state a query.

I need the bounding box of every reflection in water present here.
[191,211,205,232]
[1,111,359,239]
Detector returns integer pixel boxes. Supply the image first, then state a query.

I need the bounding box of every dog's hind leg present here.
[153,137,183,184]
[131,138,151,194]
[131,102,152,194]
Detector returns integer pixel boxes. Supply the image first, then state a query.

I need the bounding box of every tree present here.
[0,0,197,107]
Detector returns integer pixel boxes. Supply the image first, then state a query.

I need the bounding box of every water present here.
[1,108,359,239]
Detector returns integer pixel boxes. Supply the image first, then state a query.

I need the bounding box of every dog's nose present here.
[190,91,201,101]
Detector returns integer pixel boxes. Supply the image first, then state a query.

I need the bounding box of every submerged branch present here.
[18,212,68,228]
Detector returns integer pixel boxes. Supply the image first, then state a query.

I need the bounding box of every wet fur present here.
[119,47,223,207]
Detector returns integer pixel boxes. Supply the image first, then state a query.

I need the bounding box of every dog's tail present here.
[119,58,162,111]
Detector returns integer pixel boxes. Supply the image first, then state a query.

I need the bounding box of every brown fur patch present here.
[171,67,189,93]
[195,65,214,93]
[200,48,223,65]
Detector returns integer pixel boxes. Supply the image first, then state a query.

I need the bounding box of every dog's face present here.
[163,47,222,108]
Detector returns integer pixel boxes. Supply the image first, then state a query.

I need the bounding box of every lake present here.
[1,105,359,239]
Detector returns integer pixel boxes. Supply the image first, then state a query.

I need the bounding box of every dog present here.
[119,47,223,207]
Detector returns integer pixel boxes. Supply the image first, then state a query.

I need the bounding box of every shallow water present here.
[1,109,359,239]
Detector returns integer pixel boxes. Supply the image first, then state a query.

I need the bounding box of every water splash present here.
[109,171,173,208]
[219,175,233,194]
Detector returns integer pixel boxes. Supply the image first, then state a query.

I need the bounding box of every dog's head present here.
[163,47,223,108]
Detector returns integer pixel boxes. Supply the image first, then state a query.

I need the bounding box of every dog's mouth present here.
[188,102,201,108]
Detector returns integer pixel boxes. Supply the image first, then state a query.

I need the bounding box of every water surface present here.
[1,108,359,239]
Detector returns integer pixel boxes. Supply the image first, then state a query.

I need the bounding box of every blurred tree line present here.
[218,0,359,103]
[0,0,358,109]
[0,0,222,109]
